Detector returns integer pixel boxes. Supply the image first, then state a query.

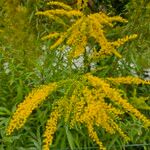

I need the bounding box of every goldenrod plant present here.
[7,1,150,150]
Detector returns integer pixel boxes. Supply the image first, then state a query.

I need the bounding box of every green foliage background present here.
[0,0,150,149]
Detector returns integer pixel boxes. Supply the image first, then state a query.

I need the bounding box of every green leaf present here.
[0,107,10,115]
[130,97,150,110]
[65,125,75,150]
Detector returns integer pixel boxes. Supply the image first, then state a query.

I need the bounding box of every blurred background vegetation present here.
[0,0,150,149]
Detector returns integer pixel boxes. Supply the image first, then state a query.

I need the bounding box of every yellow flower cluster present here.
[43,109,61,150]
[36,1,134,59]
[78,87,129,143]
[87,124,106,150]
[7,74,150,150]
[111,34,138,48]
[109,16,128,23]
[85,74,150,127]
[36,9,83,18]
[56,87,84,125]
[47,1,72,10]
[41,32,60,41]
[87,13,122,58]
[77,0,89,9]
[107,76,150,85]
[69,35,87,58]
[70,97,85,127]
[50,83,130,150]
[67,18,87,58]
[49,33,67,50]
[7,83,57,135]
[43,85,118,149]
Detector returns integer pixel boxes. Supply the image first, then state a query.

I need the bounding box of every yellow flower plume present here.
[85,74,150,127]
[47,1,72,10]
[36,1,135,59]
[7,83,57,135]
[106,76,150,85]
[43,109,61,150]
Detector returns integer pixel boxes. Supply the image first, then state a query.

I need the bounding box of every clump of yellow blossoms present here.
[7,1,150,150]
[35,0,133,59]
[7,74,150,150]
[43,109,61,150]
[7,83,57,135]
